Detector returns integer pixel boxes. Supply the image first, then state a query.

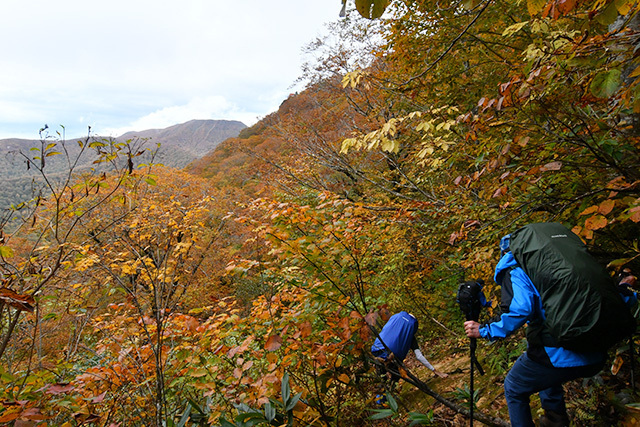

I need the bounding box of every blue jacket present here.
[371,311,418,361]
[479,252,604,368]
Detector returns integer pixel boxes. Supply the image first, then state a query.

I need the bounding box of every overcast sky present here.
[0,0,342,140]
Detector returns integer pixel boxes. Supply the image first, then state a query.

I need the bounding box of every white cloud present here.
[0,0,342,139]
[103,96,255,136]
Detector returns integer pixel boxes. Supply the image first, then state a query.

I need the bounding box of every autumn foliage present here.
[2,0,640,425]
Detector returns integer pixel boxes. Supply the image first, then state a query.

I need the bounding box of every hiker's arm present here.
[414,348,448,378]
[480,268,537,341]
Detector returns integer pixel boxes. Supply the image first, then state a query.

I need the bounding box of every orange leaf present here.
[558,0,576,14]
[584,215,608,230]
[0,411,20,423]
[183,315,199,332]
[598,199,615,216]
[584,228,594,240]
[266,353,278,363]
[398,366,409,379]
[265,335,282,352]
[579,205,598,216]
[0,288,35,313]
[630,206,640,223]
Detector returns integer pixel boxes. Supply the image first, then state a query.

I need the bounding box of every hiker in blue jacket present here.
[463,235,605,427]
[372,311,447,384]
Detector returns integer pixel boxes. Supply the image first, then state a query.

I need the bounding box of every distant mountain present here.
[0,119,246,209]
[117,119,246,166]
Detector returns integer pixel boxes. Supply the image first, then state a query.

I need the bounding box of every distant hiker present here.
[372,310,448,385]
[463,224,634,427]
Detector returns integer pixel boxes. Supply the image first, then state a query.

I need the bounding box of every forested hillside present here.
[0,120,245,209]
[1,0,640,426]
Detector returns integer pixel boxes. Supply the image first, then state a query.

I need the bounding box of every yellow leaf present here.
[527,0,547,16]
[338,373,351,384]
[502,21,529,37]
[615,0,633,15]
[628,65,640,79]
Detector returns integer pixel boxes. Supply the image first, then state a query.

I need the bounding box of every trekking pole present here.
[457,281,486,427]
[630,335,636,391]
[470,337,475,427]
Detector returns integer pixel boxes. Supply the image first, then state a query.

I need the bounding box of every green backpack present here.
[510,222,636,353]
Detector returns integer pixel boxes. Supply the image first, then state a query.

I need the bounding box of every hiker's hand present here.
[464,320,481,338]
[434,370,448,379]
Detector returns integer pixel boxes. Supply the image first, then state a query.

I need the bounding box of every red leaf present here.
[45,383,75,395]
[90,391,107,403]
[299,321,312,338]
[492,187,507,198]
[265,335,282,352]
[365,311,378,326]
[540,161,562,172]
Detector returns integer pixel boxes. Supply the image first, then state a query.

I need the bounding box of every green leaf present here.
[285,392,302,411]
[590,69,621,98]
[596,1,620,26]
[235,412,267,424]
[409,411,434,425]
[354,0,389,19]
[281,372,291,404]
[176,404,191,427]
[264,402,276,422]
[369,408,394,420]
[607,258,634,269]
[386,392,398,412]
[0,245,14,258]
[42,313,59,321]
[218,418,236,427]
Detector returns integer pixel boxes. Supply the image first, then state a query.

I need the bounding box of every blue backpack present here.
[371,311,417,361]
